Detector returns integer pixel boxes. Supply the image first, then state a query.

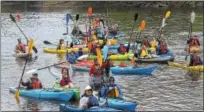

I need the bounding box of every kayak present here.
[98,39,118,46]
[9,87,74,101]
[98,98,137,111]
[72,65,91,72]
[60,104,122,112]
[89,53,134,61]
[97,32,125,39]
[73,44,87,48]
[53,82,80,100]
[168,61,204,72]
[135,50,175,63]
[111,65,158,75]
[13,52,32,59]
[43,48,89,54]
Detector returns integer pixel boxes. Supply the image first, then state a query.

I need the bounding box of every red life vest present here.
[193,56,200,66]
[189,39,199,46]
[60,76,72,86]
[119,46,126,53]
[17,43,26,53]
[159,42,167,54]
[32,80,41,89]
[143,40,150,47]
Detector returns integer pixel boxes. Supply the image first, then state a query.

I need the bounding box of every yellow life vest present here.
[140,49,148,57]
[107,87,120,98]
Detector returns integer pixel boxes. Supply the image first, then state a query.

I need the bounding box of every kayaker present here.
[117,43,127,54]
[59,67,73,88]
[89,61,103,77]
[15,38,26,53]
[76,48,84,58]
[109,24,119,35]
[187,35,200,53]
[102,57,113,77]
[79,85,99,108]
[140,45,151,58]
[66,51,78,64]
[101,77,123,99]
[143,36,151,48]
[188,53,203,66]
[57,39,66,50]
[157,39,168,55]
[90,41,98,55]
[21,72,43,90]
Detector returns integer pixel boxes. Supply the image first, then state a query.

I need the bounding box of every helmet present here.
[32,72,38,76]
[85,85,92,91]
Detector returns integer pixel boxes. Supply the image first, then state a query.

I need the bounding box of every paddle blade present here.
[88,7,93,16]
[140,20,146,31]
[66,13,70,25]
[76,14,79,21]
[96,48,102,66]
[28,39,34,55]
[43,40,52,45]
[14,90,20,104]
[26,69,37,74]
[32,46,38,53]
[165,11,171,19]
[9,14,16,23]
[134,13,139,21]
[191,11,195,24]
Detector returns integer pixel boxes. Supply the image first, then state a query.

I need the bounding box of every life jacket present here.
[140,46,148,57]
[93,67,103,77]
[32,79,41,89]
[192,55,200,66]
[60,76,72,86]
[159,42,167,54]
[107,84,120,98]
[67,54,77,63]
[143,40,150,48]
[17,43,26,53]
[189,39,199,46]
[120,62,127,67]
[87,95,99,108]
[119,45,126,53]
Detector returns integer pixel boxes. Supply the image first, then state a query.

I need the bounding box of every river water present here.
[1,5,203,111]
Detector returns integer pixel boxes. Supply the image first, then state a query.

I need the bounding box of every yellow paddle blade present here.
[96,48,102,66]
[14,90,20,104]
[165,11,171,19]
[28,39,34,55]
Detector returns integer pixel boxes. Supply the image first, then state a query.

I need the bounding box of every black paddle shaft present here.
[37,62,67,70]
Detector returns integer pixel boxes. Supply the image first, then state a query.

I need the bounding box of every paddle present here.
[87,6,93,42]
[63,13,70,35]
[26,61,67,74]
[15,39,34,104]
[9,14,38,54]
[188,11,195,39]
[43,40,58,46]
[126,13,139,53]
[157,11,171,40]
[96,47,102,66]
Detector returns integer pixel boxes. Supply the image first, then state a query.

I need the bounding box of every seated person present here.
[100,77,123,99]
[117,43,127,54]
[66,51,78,64]
[80,85,99,108]
[59,67,73,88]
[21,72,43,90]
[187,52,203,66]
[15,38,26,53]
[89,61,103,77]
[140,45,151,58]
[157,39,168,55]
[142,36,151,48]
[76,48,84,58]
[57,39,66,50]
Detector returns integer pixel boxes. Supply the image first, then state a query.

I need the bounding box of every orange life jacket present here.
[120,62,127,67]
[32,80,41,89]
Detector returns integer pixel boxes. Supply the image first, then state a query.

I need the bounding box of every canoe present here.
[9,87,74,101]
[89,53,134,61]
[43,48,89,54]
[111,65,158,75]
[135,50,175,63]
[53,82,80,100]
[168,61,204,72]
[98,98,137,111]
[60,104,122,112]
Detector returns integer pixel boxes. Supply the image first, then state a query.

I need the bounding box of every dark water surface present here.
[1,5,203,111]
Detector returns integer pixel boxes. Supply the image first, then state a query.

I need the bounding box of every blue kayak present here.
[60,104,122,112]
[135,49,175,63]
[98,98,137,111]
[111,65,158,75]
[9,87,74,101]
[72,65,90,72]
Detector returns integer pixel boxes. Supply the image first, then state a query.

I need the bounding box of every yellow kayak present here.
[43,48,89,54]
[168,61,204,72]
[98,39,118,46]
